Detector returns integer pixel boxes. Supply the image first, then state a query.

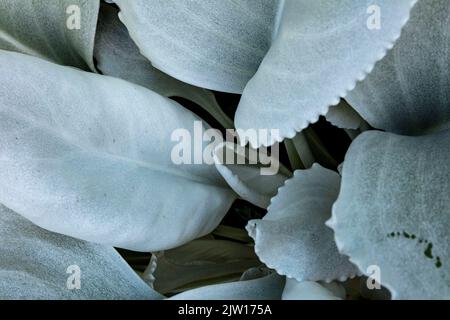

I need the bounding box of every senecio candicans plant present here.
[0,0,448,301]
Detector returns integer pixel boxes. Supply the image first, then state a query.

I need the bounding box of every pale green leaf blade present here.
[0,204,163,300]
[247,164,360,282]
[325,100,365,130]
[94,4,233,128]
[114,0,278,93]
[0,0,99,71]
[346,0,450,135]
[0,50,235,252]
[235,0,416,147]
[282,279,345,300]
[213,142,289,208]
[329,130,450,299]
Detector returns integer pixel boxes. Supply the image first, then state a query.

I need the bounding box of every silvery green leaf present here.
[325,100,366,130]
[152,239,260,294]
[282,279,345,300]
[247,164,359,282]
[169,268,285,300]
[94,4,233,129]
[329,130,450,299]
[346,0,450,135]
[0,50,235,252]
[114,0,278,93]
[213,142,289,208]
[0,204,163,300]
[0,0,99,71]
[235,0,416,147]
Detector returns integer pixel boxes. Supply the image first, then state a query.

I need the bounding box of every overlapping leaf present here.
[346,0,450,135]
[94,4,233,128]
[0,0,99,70]
[0,50,235,252]
[282,279,345,300]
[235,0,416,147]
[213,142,290,208]
[0,204,163,299]
[247,164,359,282]
[114,0,278,93]
[329,130,450,299]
